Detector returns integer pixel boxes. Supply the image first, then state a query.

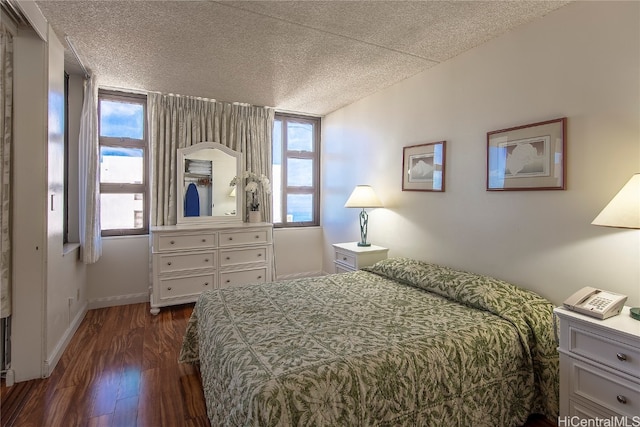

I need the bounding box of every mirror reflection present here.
[177,142,242,224]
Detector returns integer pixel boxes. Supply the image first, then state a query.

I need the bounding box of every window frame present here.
[273,113,321,228]
[98,90,149,236]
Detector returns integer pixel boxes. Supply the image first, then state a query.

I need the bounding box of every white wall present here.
[322,1,640,307]
[86,236,150,309]
[273,227,324,279]
[45,28,87,373]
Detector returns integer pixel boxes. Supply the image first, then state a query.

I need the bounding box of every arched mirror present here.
[177,142,242,224]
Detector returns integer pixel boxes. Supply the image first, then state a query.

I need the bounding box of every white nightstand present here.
[333,242,388,273]
[554,306,640,422]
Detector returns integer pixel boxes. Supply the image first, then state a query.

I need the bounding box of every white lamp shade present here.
[592,173,640,229]
[344,185,383,208]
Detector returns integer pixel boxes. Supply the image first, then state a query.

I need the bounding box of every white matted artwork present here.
[402,141,446,192]
[487,117,566,190]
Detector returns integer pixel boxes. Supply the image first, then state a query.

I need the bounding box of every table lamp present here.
[344,185,383,247]
[591,173,640,320]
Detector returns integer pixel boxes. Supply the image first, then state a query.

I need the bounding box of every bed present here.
[179,257,559,426]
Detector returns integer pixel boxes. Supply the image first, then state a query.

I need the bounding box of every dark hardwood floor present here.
[1,302,557,427]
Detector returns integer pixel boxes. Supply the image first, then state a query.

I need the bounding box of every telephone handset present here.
[563,286,627,320]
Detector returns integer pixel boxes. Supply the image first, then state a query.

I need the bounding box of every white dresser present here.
[333,242,388,273]
[554,306,640,423]
[150,222,273,314]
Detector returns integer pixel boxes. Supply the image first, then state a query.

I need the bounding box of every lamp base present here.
[630,307,640,321]
[357,242,371,247]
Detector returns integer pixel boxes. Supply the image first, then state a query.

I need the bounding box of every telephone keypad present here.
[588,297,612,311]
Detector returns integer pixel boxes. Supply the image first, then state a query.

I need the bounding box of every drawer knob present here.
[257,253,262,257]
[167,262,172,265]
[255,235,259,238]
[343,257,347,261]
[228,237,233,240]
[204,259,209,262]
[202,239,206,242]
[170,240,175,245]
[226,257,231,260]
[204,282,209,286]
[616,353,627,361]
[167,287,172,291]
[226,280,231,283]
[258,275,262,279]
[616,395,627,404]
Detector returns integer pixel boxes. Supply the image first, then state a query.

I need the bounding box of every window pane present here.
[287,158,313,187]
[273,120,282,165]
[100,147,144,183]
[287,122,313,152]
[287,193,313,222]
[272,164,282,223]
[100,99,144,139]
[100,193,144,230]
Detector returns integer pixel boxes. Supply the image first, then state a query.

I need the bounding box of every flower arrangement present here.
[230,171,271,211]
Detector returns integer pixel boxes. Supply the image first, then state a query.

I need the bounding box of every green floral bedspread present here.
[179,257,559,426]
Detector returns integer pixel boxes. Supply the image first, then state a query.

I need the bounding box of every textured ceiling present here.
[35,1,571,116]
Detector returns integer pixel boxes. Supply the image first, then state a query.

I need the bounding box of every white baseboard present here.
[44,301,88,377]
[276,271,324,281]
[4,368,14,386]
[88,293,149,310]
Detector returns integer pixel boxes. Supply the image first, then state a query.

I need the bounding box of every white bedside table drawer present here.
[570,359,640,417]
[334,250,357,269]
[332,243,389,273]
[158,251,216,273]
[159,274,215,299]
[220,268,267,287]
[570,326,640,377]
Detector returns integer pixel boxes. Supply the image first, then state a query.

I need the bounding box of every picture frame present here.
[402,141,446,192]
[487,117,566,191]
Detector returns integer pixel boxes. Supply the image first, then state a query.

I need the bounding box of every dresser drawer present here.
[334,250,357,269]
[157,251,216,273]
[570,325,640,377]
[570,359,640,417]
[219,230,269,247]
[220,248,267,266]
[158,274,215,299]
[156,232,216,251]
[220,268,267,288]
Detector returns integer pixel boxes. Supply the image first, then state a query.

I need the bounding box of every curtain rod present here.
[65,35,89,78]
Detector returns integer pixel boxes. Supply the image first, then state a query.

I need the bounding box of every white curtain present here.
[148,93,274,226]
[0,24,12,318]
[78,75,102,264]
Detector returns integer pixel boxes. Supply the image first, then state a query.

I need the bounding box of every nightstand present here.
[554,306,640,422]
[333,242,388,273]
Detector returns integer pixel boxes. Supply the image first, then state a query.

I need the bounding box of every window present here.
[98,90,148,236]
[272,113,320,227]
[64,72,69,244]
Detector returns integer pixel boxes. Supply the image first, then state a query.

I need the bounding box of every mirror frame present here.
[176,142,243,225]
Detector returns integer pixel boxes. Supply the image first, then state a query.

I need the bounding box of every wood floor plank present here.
[112,395,139,427]
[1,302,557,427]
[137,367,162,427]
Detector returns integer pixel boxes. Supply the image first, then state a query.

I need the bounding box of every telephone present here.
[563,287,627,320]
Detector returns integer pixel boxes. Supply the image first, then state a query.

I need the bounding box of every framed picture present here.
[402,141,446,192]
[487,117,566,190]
